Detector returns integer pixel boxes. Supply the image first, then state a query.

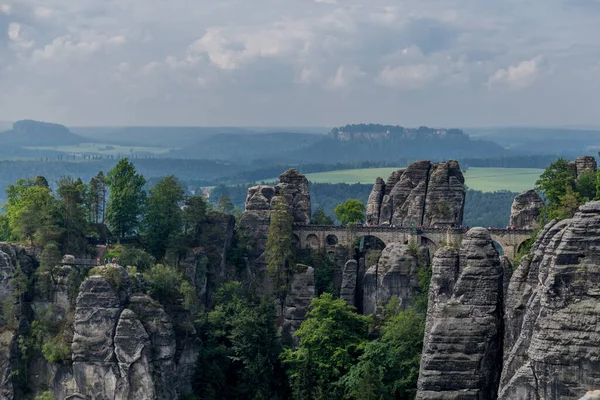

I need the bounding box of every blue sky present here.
[1,0,599,127]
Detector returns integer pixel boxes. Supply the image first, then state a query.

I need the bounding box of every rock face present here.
[362,243,428,315]
[340,260,358,307]
[575,156,597,176]
[283,266,315,344]
[498,202,600,400]
[510,190,545,229]
[239,169,311,296]
[366,177,385,226]
[365,160,465,228]
[417,228,504,400]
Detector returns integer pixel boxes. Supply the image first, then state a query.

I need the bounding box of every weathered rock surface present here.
[575,156,597,177]
[498,202,600,400]
[423,161,465,227]
[510,190,545,229]
[366,177,385,226]
[340,260,358,307]
[417,228,504,400]
[362,243,428,315]
[283,266,315,344]
[365,160,465,228]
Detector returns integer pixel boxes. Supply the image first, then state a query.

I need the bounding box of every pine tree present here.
[106,159,146,241]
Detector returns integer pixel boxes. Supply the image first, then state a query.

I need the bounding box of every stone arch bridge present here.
[293,225,533,259]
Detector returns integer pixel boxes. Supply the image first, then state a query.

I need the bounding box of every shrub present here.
[41,335,71,363]
[88,266,124,288]
[119,246,155,272]
[35,391,55,400]
[144,264,194,308]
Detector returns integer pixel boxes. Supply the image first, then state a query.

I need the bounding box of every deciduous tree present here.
[106,159,146,241]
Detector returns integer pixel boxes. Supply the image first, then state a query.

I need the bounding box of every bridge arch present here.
[326,234,339,246]
[419,235,438,251]
[305,234,320,250]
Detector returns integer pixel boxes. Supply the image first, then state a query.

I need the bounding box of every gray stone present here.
[283,266,315,344]
[575,156,597,177]
[510,190,545,229]
[366,177,385,226]
[390,161,431,227]
[417,228,504,400]
[498,202,600,400]
[362,243,425,315]
[423,160,465,227]
[340,260,358,307]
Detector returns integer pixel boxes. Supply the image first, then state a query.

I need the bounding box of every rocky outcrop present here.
[575,156,597,177]
[366,177,385,226]
[498,202,600,400]
[340,260,358,307]
[417,228,504,400]
[283,266,315,344]
[423,160,465,227]
[362,243,429,315]
[365,160,465,228]
[510,190,545,229]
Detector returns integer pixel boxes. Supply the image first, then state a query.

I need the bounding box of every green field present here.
[270,167,544,193]
[25,142,173,156]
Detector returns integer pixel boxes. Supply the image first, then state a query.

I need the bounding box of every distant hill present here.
[0,120,86,146]
[169,132,323,161]
[465,127,600,156]
[280,124,509,163]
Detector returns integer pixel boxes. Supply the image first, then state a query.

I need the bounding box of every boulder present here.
[498,202,600,400]
[509,190,545,229]
[417,228,504,400]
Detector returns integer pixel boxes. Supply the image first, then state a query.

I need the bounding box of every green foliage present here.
[0,214,11,241]
[88,266,124,288]
[311,206,334,225]
[365,250,381,268]
[217,194,235,215]
[193,282,282,400]
[282,293,371,400]
[265,196,295,309]
[118,246,155,272]
[535,158,575,204]
[41,335,71,363]
[142,175,184,259]
[40,242,62,269]
[144,264,194,309]
[576,170,597,201]
[297,250,335,295]
[3,178,60,244]
[334,199,365,225]
[343,308,425,400]
[106,158,146,240]
[35,391,55,400]
[183,195,209,240]
[56,176,90,253]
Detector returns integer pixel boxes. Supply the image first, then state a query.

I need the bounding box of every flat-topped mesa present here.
[510,190,545,229]
[365,160,465,228]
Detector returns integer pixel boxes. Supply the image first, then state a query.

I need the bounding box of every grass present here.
[25,142,173,156]
[265,167,544,193]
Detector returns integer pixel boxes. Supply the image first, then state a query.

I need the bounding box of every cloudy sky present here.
[1,0,599,127]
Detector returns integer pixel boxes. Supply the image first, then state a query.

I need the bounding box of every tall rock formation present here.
[238,169,311,296]
[417,228,504,400]
[365,160,465,228]
[283,266,315,345]
[510,190,545,229]
[362,242,429,315]
[366,177,385,226]
[498,202,600,400]
[575,155,597,177]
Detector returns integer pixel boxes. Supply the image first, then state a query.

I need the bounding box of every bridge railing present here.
[294,224,533,235]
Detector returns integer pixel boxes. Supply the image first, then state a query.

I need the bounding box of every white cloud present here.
[8,23,35,49]
[488,58,542,89]
[0,3,11,14]
[327,65,366,89]
[33,6,56,20]
[31,33,126,63]
[376,64,439,89]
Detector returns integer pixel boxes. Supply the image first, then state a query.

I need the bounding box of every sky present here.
[0,0,599,127]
